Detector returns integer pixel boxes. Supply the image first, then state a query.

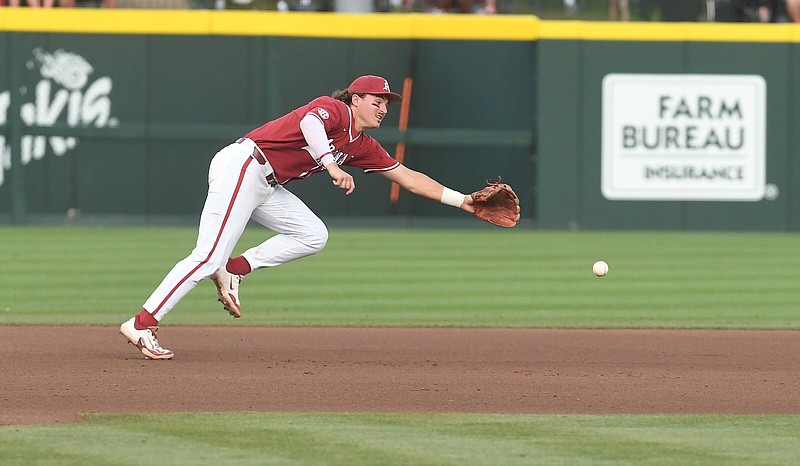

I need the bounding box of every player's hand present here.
[327,164,355,195]
[461,194,475,214]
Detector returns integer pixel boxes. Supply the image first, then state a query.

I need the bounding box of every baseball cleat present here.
[211,267,243,318]
[119,317,174,360]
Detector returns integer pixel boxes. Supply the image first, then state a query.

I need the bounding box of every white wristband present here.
[440,187,466,207]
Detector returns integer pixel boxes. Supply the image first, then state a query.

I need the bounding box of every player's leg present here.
[144,145,270,321]
[238,185,329,270]
[120,143,269,357]
[211,179,328,318]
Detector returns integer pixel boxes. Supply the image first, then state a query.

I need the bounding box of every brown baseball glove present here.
[471,180,521,228]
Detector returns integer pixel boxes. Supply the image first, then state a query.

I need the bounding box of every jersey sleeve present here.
[305,96,347,134]
[299,114,334,166]
[350,137,400,173]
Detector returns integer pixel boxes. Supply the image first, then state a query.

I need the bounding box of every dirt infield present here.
[1,327,798,425]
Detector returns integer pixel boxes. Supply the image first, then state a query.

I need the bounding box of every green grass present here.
[1,413,799,466]
[0,226,798,328]
[2,226,799,465]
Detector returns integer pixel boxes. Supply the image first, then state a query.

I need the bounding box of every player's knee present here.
[307,223,329,253]
[297,219,328,253]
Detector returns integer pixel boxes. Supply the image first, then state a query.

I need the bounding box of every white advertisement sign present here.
[601,74,766,201]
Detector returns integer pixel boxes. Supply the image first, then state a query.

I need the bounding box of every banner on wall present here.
[601,74,766,201]
[0,48,118,188]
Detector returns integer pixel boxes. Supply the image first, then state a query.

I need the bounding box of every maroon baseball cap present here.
[348,75,402,104]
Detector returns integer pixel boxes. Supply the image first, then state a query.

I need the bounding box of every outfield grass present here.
[0,226,797,328]
[1,413,799,466]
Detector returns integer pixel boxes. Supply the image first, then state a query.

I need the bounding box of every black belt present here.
[236,138,278,187]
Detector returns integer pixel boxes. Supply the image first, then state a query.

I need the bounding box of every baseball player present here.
[120,75,478,359]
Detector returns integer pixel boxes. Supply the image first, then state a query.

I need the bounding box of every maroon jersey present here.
[244,96,399,185]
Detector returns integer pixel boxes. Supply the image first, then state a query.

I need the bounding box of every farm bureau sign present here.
[601,74,766,201]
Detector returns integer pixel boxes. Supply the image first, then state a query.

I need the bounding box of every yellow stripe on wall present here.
[0,8,212,34]
[0,8,539,40]
[209,11,408,38]
[540,20,800,42]
[210,11,540,40]
[1,8,799,42]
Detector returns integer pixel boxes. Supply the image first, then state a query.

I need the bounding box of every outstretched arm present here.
[380,164,475,213]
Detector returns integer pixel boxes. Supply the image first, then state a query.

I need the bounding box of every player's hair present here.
[332,89,361,105]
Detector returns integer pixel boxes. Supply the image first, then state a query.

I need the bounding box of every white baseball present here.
[592,260,609,277]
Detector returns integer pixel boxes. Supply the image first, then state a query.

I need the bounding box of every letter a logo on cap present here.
[348,75,402,104]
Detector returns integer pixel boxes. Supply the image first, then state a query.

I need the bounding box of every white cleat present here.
[211,267,243,318]
[119,317,174,360]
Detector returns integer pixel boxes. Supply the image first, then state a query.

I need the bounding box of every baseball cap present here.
[348,75,402,104]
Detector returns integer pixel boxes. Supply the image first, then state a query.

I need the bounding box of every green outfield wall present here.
[1,9,798,230]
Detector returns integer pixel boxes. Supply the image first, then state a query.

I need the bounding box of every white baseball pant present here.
[143,138,328,321]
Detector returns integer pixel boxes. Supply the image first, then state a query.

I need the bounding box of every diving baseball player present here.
[120,75,478,359]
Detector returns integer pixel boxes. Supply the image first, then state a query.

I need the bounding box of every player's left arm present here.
[300,113,355,194]
[380,164,475,213]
